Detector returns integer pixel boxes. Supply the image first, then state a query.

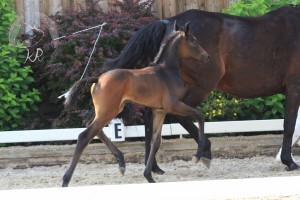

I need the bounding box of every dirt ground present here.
[0,134,300,191]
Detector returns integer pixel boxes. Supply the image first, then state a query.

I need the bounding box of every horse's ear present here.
[174,20,179,31]
[184,21,190,35]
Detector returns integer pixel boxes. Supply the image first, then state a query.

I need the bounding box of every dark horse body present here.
[102,5,300,171]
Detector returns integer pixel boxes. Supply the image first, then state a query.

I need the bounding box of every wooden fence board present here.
[13,0,238,19]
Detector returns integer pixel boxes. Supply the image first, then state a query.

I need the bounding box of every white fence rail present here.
[0,119,284,144]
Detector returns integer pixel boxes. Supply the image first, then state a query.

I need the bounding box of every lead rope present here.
[57,22,107,99]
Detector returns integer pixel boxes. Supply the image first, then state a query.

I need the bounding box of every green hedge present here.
[0,0,40,130]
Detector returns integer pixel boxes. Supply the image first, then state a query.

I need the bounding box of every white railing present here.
[0,119,284,143]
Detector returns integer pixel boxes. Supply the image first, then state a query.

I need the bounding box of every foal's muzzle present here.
[200,52,210,63]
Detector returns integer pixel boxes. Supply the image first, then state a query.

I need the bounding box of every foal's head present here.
[154,22,209,64]
[177,22,209,63]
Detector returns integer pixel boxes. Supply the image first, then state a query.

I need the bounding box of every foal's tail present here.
[64,77,99,110]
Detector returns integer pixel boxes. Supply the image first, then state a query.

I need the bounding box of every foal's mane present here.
[153,30,183,64]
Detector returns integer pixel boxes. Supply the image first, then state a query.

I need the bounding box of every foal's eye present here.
[191,39,198,46]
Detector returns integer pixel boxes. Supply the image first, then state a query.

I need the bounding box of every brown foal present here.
[62,22,209,186]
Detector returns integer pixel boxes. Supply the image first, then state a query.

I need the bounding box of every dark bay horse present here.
[101,5,300,172]
[62,22,210,186]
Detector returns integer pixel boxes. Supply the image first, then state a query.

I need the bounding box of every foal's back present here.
[93,66,184,110]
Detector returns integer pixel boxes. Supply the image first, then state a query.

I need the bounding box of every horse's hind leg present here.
[144,109,166,183]
[281,84,300,170]
[97,130,125,175]
[170,102,211,168]
[62,124,98,187]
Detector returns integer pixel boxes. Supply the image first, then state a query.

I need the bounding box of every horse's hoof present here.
[201,157,211,169]
[152,167,165,175]
[119,166,126,175]
[285,163,299,171]
[192,155,200,164]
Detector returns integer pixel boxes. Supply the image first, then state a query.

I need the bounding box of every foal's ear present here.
[184,21,190,35]
[174,20,179,31]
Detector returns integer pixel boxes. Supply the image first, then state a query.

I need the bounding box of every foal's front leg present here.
[142,108,165,175]
[144,109,166,183]
[174,115,211,165]
[171,102,211,168]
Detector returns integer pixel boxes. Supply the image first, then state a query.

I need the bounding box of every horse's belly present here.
[218,71,284,98]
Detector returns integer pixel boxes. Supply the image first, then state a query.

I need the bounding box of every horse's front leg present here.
[170,102,211,169]
[281,84,300,170]
[144,109,166,183]
[142,108,165,175]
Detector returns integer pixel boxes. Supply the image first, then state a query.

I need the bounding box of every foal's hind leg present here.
[170,102,211,168]
[144,109,166,183]
[62,124,98,187]
[97,130,125,175]
[281,84,300,171]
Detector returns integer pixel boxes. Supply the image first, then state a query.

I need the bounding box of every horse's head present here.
[177,22,209,63]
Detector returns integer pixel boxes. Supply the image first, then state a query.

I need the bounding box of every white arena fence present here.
[0,119,284,143]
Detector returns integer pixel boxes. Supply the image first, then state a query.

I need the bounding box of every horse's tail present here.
[64,77,99,110]
[101,20,171,73]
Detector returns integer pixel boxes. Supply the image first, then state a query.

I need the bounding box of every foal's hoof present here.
[119,166,126,175]
[201,157,211,169]
[62,183,68,187]
[192,155,211,169]
[152,167,165,175]
[192,155,200,164]
[285,163,299,171]
[145,176,156,183]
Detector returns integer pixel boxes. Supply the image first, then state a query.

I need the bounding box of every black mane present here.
[100,20,172,74]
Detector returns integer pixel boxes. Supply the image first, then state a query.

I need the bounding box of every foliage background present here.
[2,0,300,130]
[0,0,40,131]
[20,0,158,129]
